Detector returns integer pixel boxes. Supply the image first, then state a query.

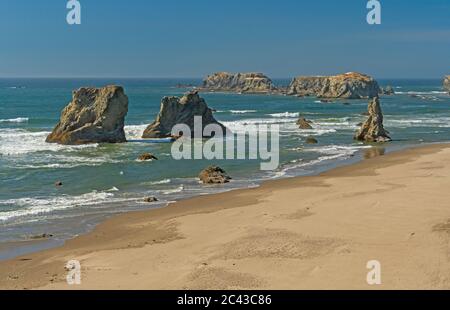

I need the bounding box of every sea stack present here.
[199,166,232,184]
[355,97,391,143]
[201,72,276,94]
[142,91,227,138]
[46,86,128,145]
[287,72,381,99]
[380,85,395,95]
[444,76,450,93]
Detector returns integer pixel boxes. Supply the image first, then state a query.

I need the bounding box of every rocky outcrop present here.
[201,72,276,93]
[143,196,158,203]
[46,86,128,145]
[444,76,450,93]
[142,91,227,138]
[287,72,380,99]
[305,137,318,144]
[355,97,391,143]
[138,153,158,161]
[297,117,313,129]
[199,166,231,184]
[380,85,395,95]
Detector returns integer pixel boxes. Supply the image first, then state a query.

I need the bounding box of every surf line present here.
[170,116,280,171]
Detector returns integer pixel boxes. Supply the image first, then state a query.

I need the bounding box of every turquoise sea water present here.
[0,78,449,259]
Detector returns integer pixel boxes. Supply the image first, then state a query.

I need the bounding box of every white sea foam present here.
[148,179,172,185]
[0,129,98,156]
[281,145,371,174]
[0,191,128,222]
[162,185,185,195]
[385,117,450,128]
[0,117,29,123]
[124,124,148,140]
[230,110,257,114]
[268,112,299,118]
[307,144,372,156]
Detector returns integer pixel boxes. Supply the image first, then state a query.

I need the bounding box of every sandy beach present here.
[1,144,450,290]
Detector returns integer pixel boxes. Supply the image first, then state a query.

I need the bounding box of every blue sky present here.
[0,0,449,78]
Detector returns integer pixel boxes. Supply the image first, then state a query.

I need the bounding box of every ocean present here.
[0,78,449,259]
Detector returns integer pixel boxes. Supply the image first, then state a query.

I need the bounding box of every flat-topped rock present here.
[355,97,391,143]
[142,91,227,138]
[46,86,128,145]
[201,72,276,93]
[287,72,380,99]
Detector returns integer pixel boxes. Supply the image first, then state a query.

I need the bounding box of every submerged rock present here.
[305,137,318,144]
[380,85,395,95]
[138,153,158,161]
[287,72,380,99]
[199,166,231,184]
[143,196,158,203]
[46,86,128,145]
[355,97,392,143]
[30,233,54,240]
[297,117,313,130]
[444,76,450,93]
[142,91,227,138]
[201,72,277,93]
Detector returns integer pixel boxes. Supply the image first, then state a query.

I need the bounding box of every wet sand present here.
[1,144,450,290]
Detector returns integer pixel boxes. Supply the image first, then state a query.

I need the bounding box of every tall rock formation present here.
[46,86,128,145]
[444,76,450,93]
[142,91,227,138]
[201,72,276,93]
[354,97,391,143]
[287,72,381,99]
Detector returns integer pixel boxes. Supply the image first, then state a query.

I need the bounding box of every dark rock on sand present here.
[305,137,318,144]
[297,117,313,130]
[142,91,227,139]
[201,72,277,94]
[143,196,158,203]
[138,153,158,161]
[287,72,381,99]
[30,233,54,240]
[46,86,128,145]
[199,166,231,184]
[355,97,392,143]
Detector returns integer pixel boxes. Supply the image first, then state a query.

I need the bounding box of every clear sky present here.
[0,0,449,78]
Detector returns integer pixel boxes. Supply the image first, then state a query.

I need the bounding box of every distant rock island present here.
[444,76,450,93]
[287,72,381,99]
[142,91,227,138]
[46,86,128,145]
[201,72,277,94]
[200,71,381,99]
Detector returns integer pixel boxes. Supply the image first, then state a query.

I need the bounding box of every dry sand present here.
[1,144,450,290]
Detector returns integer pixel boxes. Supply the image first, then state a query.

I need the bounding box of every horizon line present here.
[0,76,446,80]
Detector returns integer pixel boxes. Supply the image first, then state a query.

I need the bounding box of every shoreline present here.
[1,143,450,289]
[0,143,399,262]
